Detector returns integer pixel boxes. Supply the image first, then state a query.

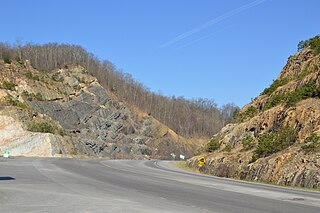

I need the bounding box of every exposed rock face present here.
[0,115,59,157]
[0,62,196,159]
[187,48,320,188]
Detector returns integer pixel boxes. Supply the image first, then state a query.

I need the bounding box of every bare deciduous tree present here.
[0,42,238,138]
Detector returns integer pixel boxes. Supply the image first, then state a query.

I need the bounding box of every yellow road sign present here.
[198,156,206,167]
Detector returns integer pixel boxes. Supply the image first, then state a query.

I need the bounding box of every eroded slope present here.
[0,60,196,159]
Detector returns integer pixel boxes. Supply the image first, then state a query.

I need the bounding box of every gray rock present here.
[63,76,79,87]
[134,137,145,145]
[132,144,152,156]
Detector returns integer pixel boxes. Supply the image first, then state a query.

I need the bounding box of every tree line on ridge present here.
[0,41,238,138]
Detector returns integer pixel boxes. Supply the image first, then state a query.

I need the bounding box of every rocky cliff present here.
[187,46,320,189]
[0,60,197,159]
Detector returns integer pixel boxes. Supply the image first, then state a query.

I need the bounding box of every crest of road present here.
[1,158,320,212]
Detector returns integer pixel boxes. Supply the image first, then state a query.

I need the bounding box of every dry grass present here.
[175,161,199,173]
[175,162,320,192]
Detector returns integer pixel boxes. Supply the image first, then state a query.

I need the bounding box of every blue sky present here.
[1,0,319,107]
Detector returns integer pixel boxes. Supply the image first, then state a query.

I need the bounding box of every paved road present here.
[1,158,320,213]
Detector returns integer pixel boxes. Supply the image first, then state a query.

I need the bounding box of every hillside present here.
[0,43,237,139]
[187,36,320,189]
[0,59,198,159]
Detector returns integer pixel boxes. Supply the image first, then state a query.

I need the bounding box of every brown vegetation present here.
[0,42,237,138]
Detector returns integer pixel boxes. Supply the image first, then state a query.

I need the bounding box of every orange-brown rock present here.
[188,48,320,189]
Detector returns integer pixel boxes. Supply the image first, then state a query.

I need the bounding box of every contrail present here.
[159,0,267,49]
[177,26,231,49]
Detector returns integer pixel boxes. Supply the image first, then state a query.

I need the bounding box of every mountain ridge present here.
[0,60,198,159]
[0,42,236,138]
[187,38,320,189]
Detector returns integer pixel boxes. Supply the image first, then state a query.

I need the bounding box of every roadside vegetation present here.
[22,91,44,101]
[301,133,320,153]
[0,80,16,91]
[298,35,320,55]
[0,95,28,109]
[25,71,40,81]
[257,35,320,111]
[261,67,315,98]
[2,53,11,64]
[255,126,297,158]
[175,161,199,173]
[261,78,290,96]
[263,82,320,110]
[27,119,65,135]
[27,120,57,134]
[206,139,220,152]
[51,73,64,82]
[241,135,256,151]
[233,106,257,122]
[235,41,320,122]
[223,144,232,152]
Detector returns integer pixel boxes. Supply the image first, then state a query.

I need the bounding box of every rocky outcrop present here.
[0,115,60,157]
[187,48,320,189]
[0,61,196,159]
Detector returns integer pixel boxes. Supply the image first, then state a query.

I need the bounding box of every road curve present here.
[1,157,320,213]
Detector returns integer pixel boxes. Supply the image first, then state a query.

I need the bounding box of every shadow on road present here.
[0,176,15,181]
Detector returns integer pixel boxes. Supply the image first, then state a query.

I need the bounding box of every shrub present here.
[1,80,16,91]
[256,126,297,157]
[73,85,81,90]
[309,35,320,56]
[232,108,240,122]
[2,96,28,108]
[27,120,66,136]
[27,120,57,134]
[23,91,32,101]
[256,134,275,157]
[223,144,232,152]
[35,92,43,101]
[15,55,22,63]
[250,154,259,163]
[301,133,320,153]
[25,71,40,81]
[263,93,285,110]
[297,39,310,52]
[296,68,311,80]
[206,139,220,152]
[242,136,255,151]
[2,53,11,64]
[236,106,257,122]
[286,82,320,106]
[261,78,289,96]
[33,75,40,81]
[76,76,86,83]
[263,82,320,110]
[22,91,44,101]
[51,73,64,82]
[243,106,257,118]
[297,35,320,55]
[25,71,33,79]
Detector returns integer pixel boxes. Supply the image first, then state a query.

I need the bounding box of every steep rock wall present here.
[187,48,320,188]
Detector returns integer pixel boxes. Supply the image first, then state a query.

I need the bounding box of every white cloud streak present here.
[176,26,231,49]
[159,0,267,49]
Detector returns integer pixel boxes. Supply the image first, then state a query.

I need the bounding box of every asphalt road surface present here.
[1,158,320,213]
